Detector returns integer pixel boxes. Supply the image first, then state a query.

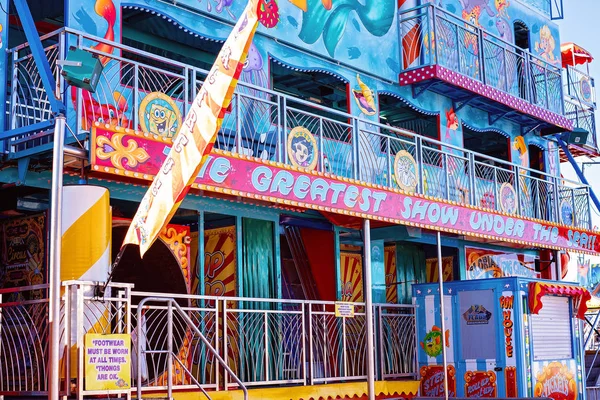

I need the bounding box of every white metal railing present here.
[399,4,565,115]
[0,282,417,397]
[4,27,593,229]
[563,65,598,150]
[0,284,53,396]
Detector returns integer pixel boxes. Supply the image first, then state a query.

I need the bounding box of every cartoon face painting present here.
[148,104,177,136]
[291,136,311,166]
[139,92,182,138]
[287,126,318,170]
[499,183,517,214]
[394,150,418,192]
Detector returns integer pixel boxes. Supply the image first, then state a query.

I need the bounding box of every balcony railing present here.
[0,282,417,396]
[4,28,592,229]
[399,4,565,115]
[563,65,598,150]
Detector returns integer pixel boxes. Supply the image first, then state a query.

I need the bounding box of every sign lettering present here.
[92,127,600,255]
[500,295,514,358]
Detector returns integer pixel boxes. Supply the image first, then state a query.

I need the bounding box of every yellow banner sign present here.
[85,334,131,391]
[123,0,260,256]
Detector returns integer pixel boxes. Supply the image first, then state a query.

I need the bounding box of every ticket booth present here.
[413,278,589,400]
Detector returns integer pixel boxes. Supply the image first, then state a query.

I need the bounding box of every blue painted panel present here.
[422,0,561,66]
[414,277,585,399]
[125,0,400,82]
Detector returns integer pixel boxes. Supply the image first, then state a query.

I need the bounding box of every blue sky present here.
[556,0,599,83]
[556,1,600,277]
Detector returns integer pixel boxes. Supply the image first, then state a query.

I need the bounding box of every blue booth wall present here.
[413,278,584,400]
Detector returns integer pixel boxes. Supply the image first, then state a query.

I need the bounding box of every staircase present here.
[585,311,600,387]
[281,226,320,300]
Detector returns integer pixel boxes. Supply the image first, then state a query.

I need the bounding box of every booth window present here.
[530,296,573,360]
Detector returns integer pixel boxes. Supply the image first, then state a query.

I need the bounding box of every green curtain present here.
[396,243,426,304]
[239,218,277,382]
[240,217,276,300]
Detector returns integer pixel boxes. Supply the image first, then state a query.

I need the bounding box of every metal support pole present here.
[437,232,449,400]
[363,219,376,400]
[49,115,66,400]
[167,301,173,399]
[555,250,562,281]
[556,135,600,214]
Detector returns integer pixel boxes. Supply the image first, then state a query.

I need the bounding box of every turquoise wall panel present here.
[370,239,386,304]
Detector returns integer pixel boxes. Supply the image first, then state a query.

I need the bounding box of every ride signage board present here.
[91,126,600,255]
[84,334,131,391]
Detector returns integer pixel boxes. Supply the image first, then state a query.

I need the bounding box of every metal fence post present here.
[167,301,173,400]
[264,312,269,382]
[133,65,139,131]
[415,137,424,194]
[377,306,385,380]
[515,168,522,217]
[301,303,307,385]
[553,177,561,224]
[76,284,84,400]
[468,153,477,206]
[587,187,593,230]
[353,118,360,180]
[277,95,283,163]
[308,304,314,385]
[235,93,242,153]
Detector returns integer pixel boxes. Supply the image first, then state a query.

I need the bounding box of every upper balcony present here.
[561,42,598,158]
[398,4,571,134]
[1,28,593,231]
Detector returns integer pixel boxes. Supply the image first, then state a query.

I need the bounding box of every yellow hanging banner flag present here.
[123,0,260,257]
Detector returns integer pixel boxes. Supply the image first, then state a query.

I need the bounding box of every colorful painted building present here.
[0,0,598,398]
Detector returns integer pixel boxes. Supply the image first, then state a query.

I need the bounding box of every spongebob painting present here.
[139,92,182,138]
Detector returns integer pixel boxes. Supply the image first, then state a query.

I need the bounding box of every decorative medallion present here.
[499,182,517,214]
[580,76,593,104]
[139,92,182,138]
[287,126,318,170]
[560,199,575,226]
[394,150,418,192]
[352,74,376,116]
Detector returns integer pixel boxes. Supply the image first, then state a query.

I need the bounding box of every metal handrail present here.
[136,297,249,400]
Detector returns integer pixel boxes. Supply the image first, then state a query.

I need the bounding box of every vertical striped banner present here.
[384,245,398,304]
[59,185,112,377]
[123,0,260,256]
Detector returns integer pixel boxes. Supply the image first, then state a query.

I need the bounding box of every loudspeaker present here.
[60,47,103,93]
[563,128,590,145]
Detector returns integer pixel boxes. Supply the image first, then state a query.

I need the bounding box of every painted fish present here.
[420,325,450,358]
[347,46,361,59]
[459,0,495,17]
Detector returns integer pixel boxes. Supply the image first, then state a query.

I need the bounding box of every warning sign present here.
[335,302,355,318]
[84,334,131,391]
